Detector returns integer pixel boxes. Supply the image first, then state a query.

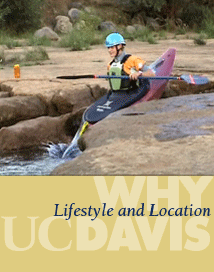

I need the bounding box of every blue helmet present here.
[105,33,126,47]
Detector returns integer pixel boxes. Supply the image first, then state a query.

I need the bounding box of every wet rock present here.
[54,16,73,34]
[0,96,48,128]
[34,27,60,41]
[64,107,87,136]
[0,114,73,151]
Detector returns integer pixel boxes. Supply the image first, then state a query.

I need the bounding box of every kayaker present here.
[105,32,155,92]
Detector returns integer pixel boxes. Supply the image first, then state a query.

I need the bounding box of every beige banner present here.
[0,176,213,271]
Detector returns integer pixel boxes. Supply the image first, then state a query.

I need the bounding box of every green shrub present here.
[158,30,167,40]
[27,35,52,47]
[0,31,21,48]
[1,0,44,34]
[59,29,91,51]
[59,28,105,50]
[79,12,102,31]
[180,4,211,29]
[0,1,10,25]
[193,33,207,45]
[58,11,107,51]
[147,34,158,44]
[201,18,214,38]
[122,26,150,42]
[24,47,49,62]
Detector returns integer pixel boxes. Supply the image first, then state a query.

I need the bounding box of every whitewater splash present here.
[45,121,85,159]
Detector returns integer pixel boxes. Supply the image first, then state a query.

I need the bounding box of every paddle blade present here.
[180,74,209,85]
[57,75,94,79]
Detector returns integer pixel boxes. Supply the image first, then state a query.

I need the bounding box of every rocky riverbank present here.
[51,92,214,175]
[0,38,214,174]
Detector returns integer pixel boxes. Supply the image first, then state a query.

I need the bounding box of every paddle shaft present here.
[57,74,209,85]
[57,75,178,80]
[95,75,179,80]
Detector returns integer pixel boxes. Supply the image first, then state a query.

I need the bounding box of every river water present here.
[0,149,65,175]
[0,138,82,175]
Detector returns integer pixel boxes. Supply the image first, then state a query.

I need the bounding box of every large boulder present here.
[51,83,107,114]
[98,21,117,32]
[68,8,82,23]
[34,27,60,41]
[54,16,73,34]
[0,95,48,128]
[0,114,73,151]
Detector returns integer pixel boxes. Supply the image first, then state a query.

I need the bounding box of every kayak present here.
[83,48,176,124]
[51,48,176,159]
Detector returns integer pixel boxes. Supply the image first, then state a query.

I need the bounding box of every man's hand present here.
[129,71,142,80]
[130,69,156,81]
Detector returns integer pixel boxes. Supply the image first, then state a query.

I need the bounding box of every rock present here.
[133,24,146,31]
[162,80,214,98]
[68,2,84,10]
[98,21,117,32]
[51,83,107,114]
[54,16,73,34]
[0,114,73,151]
[84,7,93,13]
[0,48,5,64]
[131,14,146,25]
[4,51,25,64]
[0,45,8,51]
[64,107,87,136]
[0,95,48,128]
[68,8,82,23]
[0,79,108,115]
[34,27,60,41]
[126,25,136,34]
[146,17,160,31]
[51,93,214,175]
[0,92,10,98]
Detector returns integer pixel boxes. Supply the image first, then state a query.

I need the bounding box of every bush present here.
[0,31,20,48]
[1,0,44,34]
[59,12,105,50]
[27,35,52,47]
[193,33,207,45]
[201,17,214,38]
[24,47,49,62]
[180,4,211,29]
[59,29,92,51]
[122,26,158,44]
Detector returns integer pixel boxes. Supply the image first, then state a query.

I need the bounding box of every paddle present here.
[57,74,209,85]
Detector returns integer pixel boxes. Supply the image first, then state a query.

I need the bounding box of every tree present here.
[1,0,44,33]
